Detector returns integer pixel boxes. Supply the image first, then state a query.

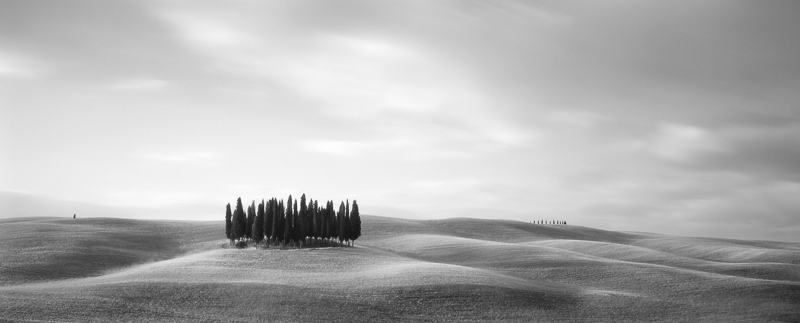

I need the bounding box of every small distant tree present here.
[349,200,361,246]
[225,203,233,244]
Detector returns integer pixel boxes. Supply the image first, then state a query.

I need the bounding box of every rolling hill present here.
[1,215,798,322]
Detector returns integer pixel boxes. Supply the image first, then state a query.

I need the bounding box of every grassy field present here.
[1,216,798,322]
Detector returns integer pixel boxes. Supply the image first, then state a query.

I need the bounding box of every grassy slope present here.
[1,215,798,322]
[0,217,219,285]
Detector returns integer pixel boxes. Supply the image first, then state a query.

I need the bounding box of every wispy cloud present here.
[301,140,366,157]
[104,78,170,91]
[300,138,473,159]
[100,188,220,207]
[139,152,215,163]
[0,50,44,79]
[152,5,266,77]
[152,4,534,153]
[160,12,247,48]
[649,123,727,163]
[545,110,609,128]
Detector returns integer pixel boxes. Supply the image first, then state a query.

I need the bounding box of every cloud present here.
[160,12,246,48]
[663,180,800,242]
[101,189,211,206]
[649,123,727,163]
[300,136,475,160]
[647,121,800,181]
[704,124,800,180]
[564,169,800,242]
[545,110,608,128]
[140,152,215,163]
[0,51,42,79]
[301,140,365,156]
[104,78,169,91]
[279,33,450,117]
[152,5,268,78]
[152,3,534,153]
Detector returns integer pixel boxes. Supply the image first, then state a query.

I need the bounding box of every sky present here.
[2,0,800,242]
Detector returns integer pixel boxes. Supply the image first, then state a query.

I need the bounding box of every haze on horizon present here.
[1,0,799,242]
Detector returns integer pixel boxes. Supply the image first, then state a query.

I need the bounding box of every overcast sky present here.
[2,0,799,242]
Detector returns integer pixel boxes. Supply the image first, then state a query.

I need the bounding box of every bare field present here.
[1,216,799,322]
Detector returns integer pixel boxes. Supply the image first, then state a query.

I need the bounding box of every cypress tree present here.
[284,196,292,246]
[268,199,273,244]
[342,206,351,246]
[277,200,285,246]
[321,202,328,242]
[265,199,271,244]
[329,201,334,242]
[345,200,350,246]
[293,200,299,246]
[246,201,255,241]
[330,201,338,244]
[273,198,280,243]
[299,194,307,246]
[338,201,346,244]
[274,200,282,245]
[233,197,246,242]
[253,201,265,246]
[225,203,233,244]
[271,199,280,244]
[311,201,322,242]
[350,200,361,245]
[306,201,313,245]
[231,208,239,242]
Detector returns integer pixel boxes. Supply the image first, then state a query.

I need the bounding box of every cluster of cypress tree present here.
[225,194,361,248]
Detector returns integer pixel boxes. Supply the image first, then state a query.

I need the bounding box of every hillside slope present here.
[0,217,219,285]
[1,215,798,322]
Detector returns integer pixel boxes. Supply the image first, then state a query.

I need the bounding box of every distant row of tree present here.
[225,194,361,248]
[533,220,567,225]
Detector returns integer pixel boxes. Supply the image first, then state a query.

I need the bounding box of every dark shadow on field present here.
[0,282,582,322]
[4,279,799,322]
[0,217,219,285]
